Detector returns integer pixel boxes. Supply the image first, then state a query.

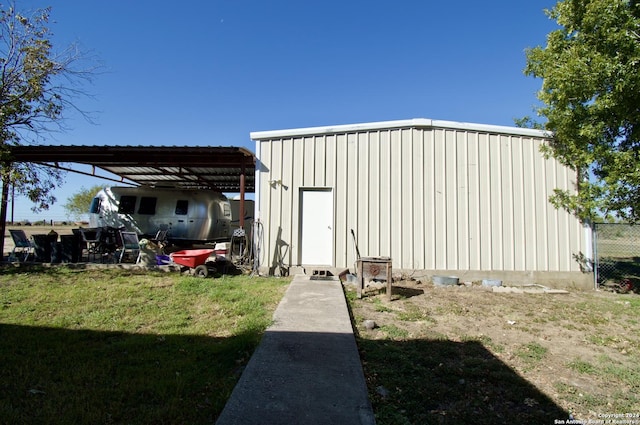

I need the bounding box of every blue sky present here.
[11,0,558,221]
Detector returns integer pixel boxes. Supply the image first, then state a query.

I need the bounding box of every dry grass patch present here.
[347,280,640,424]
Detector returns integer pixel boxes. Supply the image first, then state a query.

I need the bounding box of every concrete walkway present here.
[216,275,376,425]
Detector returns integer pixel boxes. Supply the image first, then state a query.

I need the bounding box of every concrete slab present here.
[216,275,375,425]
[491,285,570,294]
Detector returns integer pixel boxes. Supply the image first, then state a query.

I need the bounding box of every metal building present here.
[251,119,592,288]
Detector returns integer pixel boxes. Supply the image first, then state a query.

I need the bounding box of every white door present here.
[300,189,333,265]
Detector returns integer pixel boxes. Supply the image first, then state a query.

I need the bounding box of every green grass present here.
[568,359,597,374]
[461,334,505,353]
[515,342,548,362]
[371,297,394,313]
[379,324,409,340]
[397,304,435,323]
[514,342,548,372]
[0,266,289,424]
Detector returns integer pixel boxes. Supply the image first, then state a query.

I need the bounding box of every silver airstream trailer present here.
[89,187,232,242]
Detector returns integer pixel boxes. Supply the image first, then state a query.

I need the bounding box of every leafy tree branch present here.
[0,3,100,211]
[524,0,640,223]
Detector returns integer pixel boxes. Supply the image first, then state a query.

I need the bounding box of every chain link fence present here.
[593,223,640,289]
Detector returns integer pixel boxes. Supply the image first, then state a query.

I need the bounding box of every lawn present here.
[347,279,640,424]
[0,266,289,424]
[4,264,639,424]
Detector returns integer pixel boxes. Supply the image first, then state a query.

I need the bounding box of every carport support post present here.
[239,162,245,229]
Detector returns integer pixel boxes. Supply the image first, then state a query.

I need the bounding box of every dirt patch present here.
[347,279,640,423]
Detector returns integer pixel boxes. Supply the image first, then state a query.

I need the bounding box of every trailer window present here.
[138,197,157,215]
[175,200,188,215]
[118,196,136,214]
[223,203,232,217]
[89,197,101,214]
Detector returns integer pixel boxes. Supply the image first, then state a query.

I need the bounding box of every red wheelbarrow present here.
[170,249,215,277]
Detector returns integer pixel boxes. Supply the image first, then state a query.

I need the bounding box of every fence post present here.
[593,223,599,290]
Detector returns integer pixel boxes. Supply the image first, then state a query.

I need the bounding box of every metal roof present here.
[8,145,256,192]
[250,118,552,140]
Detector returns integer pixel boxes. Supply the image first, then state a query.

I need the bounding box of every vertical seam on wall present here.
[510,136,516,271]
[497,135,504,270]
[452,130,458,270]
[365,132,370,257]
[518,138,526,270]
[463,131,470,270]
[531,139,539,271]
[474,132,481,269]
[431,128,436,269]
[442,130,448,269]
[376,131,381,255]
[388,130,392,258]
[279,138,285,265]
[419,129,425,269]
[486,134,493,271]
[409,128,414,269]
[289,137,296,266]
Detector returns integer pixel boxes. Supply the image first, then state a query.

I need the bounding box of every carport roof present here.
[8,145,256,192]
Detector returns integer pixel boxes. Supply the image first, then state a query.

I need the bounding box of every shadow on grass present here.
[0,263,65,275]
[392,285,425,299]
[0,262,146,274]
[0,324,258,424]
[597,257,640,293]
[357,338,569,424]
[360,284,425,300]
[1,261,247,279]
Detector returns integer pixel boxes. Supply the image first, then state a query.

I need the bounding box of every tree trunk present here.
[0,165,9,259]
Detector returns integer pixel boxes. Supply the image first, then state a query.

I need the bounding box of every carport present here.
[1,145,256,256]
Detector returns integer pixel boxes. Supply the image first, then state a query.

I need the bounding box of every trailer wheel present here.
[194,265,209,278]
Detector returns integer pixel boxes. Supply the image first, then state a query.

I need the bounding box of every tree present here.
[0,3,98,254]
[524,0,640,223]
[64,185,102,221]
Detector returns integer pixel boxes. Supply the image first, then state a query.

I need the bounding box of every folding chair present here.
[9,229,33,261]
[152,229,169,253]
[119,231,141,263]
[79,228,101,262]
[154,229,168,243]
[30,234,56,262]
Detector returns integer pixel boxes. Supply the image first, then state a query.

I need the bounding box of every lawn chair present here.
[30,234,57,262]
[9,229,33,261]
[153,229,168,243]
[79,228,101,262]
[152,229,169,253]
[119,231,141,263]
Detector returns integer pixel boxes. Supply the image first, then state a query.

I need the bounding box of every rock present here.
[363,320,377,330]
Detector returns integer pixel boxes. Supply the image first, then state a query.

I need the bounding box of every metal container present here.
[432,275,459,286]
[482,279,502,287]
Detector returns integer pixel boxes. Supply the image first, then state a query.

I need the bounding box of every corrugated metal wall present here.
[255,124,586,273]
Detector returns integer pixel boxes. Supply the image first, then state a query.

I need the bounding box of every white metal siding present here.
[254,122,586,273]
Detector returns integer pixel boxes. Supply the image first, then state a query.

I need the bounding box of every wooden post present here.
[357,259,363,299]
[239,162,245,229]
[386,261,392,301]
